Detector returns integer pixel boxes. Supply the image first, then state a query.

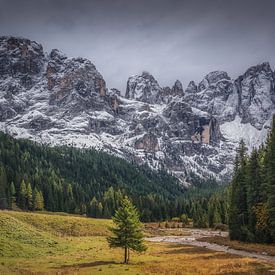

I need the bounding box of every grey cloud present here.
[0,0,274,92]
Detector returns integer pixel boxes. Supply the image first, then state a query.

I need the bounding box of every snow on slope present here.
[220,116,270,151]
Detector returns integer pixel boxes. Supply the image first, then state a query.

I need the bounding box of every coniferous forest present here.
[0,130,228,223]
[1,116,274,233]
[229,116,275,243]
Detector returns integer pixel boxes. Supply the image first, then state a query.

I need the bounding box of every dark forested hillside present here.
[0,131,185,220]
[0,131,229,223]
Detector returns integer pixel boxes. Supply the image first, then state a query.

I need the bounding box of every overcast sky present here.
[0,0,274,92]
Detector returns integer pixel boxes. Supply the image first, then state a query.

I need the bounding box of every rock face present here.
[125,71,164,104]
[135,133,159,152]
[235,62,275,130]
[125,74,184,105]
[171,80,184,97]
[185,71,238,123]
[185,65,275,131]
[0,36,274,185]
[0,36,112,132]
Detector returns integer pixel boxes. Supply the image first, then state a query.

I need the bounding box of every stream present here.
[146,228,275,263]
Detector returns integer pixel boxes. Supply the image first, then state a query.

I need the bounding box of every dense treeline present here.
[229,116,275,243]
[0,131,184,221]
[179,184,229,228]
[0,131,229,223]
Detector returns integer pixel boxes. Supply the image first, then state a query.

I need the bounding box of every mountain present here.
[0,36,274,185]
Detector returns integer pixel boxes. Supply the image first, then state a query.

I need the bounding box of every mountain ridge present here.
[0,36,274,185]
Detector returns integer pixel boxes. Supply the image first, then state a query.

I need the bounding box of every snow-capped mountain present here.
[0,36,274,185]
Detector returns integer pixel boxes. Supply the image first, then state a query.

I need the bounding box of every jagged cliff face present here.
[236,62,275,130]
[125,72,163,104]
[185,64,275,130]
[125,72,184,104]
[0,36,274,185]
[185,71,238,123]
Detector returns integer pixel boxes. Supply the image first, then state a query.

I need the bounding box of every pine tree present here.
[98,202,103,217]
[89,197,99,217]
[246,149,262,241]
[19,180,27,209]
[0,164,8,209]
[26,182,33,210]
[208,195,222,228]
[107,197,147,264]
[267,116,275,241]
[10,182,16,208]
[229,139,249,241]
[33,188,44,210]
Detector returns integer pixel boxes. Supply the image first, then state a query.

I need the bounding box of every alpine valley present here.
[0,36,274,185]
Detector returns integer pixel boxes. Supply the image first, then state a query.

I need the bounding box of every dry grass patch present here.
[141,242,274,275]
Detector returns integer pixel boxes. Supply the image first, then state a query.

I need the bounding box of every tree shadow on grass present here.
[160,244,211,255]
[161,244,242,260]
[58,260,117,269]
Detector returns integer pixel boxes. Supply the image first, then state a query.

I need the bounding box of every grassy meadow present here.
[0,210,274,274]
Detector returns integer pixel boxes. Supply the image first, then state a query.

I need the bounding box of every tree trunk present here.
[124,246,127,264]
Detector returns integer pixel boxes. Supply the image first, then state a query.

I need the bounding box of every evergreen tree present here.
[98,202,103,217]
[246,149,262,241]
[208,195,222,228]
[19,180,27,209]
[0,164,8,209]
[228,118,275,244]
[10,181,16,208]
[89,197,100,217]
[107,197,147,264]
[26,182,33,210]
[229,140,248,241]
[194,208,208,228]
[267,116,275,241]
[33,188,44,210]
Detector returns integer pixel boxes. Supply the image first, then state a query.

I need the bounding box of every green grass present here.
[0,212,62,258]
[0,210,274,274]
[3,210,111,236]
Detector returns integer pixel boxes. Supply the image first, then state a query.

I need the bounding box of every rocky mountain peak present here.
[171,80,184,97]
[205,71,230,83]
[198,71,230,92]
[49,49,67,62]
[185,71,237,123]
[242,62,273,79]
[186,81,197,92]
[0,35,109,122]
[184,81,198,103]
[125,71,164,104]
[235,62,275,130]
[0,36,45,77]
